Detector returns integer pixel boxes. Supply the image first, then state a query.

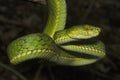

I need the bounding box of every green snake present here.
[7,0,105,66]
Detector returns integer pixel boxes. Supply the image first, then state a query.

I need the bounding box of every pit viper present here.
[7,0,105,66]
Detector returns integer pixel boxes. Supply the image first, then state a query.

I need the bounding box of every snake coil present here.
[7,0,105,66]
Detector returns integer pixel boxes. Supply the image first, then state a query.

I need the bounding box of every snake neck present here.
[54,29,75,44]
[43,0,67,38]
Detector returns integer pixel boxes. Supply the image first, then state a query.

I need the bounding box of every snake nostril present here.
[84,25,91,30]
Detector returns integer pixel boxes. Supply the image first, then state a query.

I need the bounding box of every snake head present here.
[67,25,101,39]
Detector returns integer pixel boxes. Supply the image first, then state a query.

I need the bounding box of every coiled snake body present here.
[7,0,105,66]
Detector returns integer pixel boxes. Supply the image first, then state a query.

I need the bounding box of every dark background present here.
[0,0,120,80]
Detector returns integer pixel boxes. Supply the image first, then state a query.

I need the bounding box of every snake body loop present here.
[7,33,57,64]
[60,41,105,58]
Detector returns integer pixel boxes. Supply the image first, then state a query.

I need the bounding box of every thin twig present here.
[90,69,112,80]
[105,57,119,71]
[0,62,27,80]
[47,66,55,80]
[29,0,47,5]
[33,65,44,80]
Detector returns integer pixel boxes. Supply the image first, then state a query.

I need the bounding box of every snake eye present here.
[84,25,91,30]
[96,27,101,32]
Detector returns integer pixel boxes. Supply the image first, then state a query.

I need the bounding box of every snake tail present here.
[53,50,99,66]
